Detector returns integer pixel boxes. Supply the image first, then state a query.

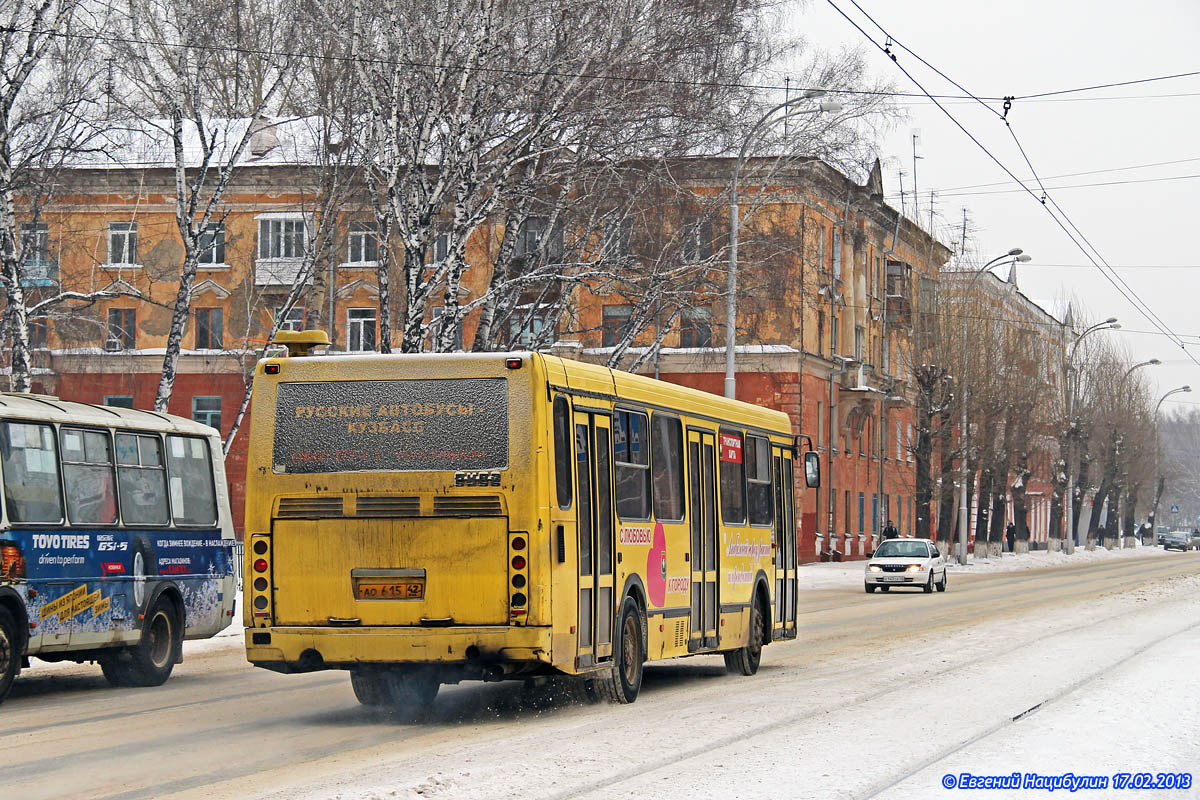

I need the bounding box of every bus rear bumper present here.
[245,625,553,674]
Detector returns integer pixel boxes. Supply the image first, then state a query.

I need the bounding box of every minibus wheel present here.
[0,607,18,703]
[102,597,178,687]
[351,666,438,711]
[595,596,645,704]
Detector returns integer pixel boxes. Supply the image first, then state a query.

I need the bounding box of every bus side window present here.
[553,396,572,510]
[166,435,219,526]
[746,435,773,527]
[1,422,64,523]
[718,429,745,524]
[60,427,118,525]
[614,409,650,520]
[650,414,683,521]
[116,433,169,525]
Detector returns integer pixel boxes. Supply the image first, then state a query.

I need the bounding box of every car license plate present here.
[355,580,424,600]
[881,576,904,582]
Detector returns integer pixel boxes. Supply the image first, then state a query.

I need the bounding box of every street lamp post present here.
[956,249,1031,566]
[1151,384,1192,538]
[725,91,841,400]
[1115,359,1160,547]
[1062,317,1119,553]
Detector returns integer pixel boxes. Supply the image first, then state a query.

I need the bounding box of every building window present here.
[347,308,377,352]
[105,395,134,408]
[275,306,305,332]
[515,217,562,258]
[843,490,850,535]
[197,223,226,266]
[429,307,463,350]
[433,232,449,262]
[108,222,138,265]
[258,217,306,259]
[816,401,824,448]
[679,308,712,348]
[20,223,53,282]
[907,423,914,462]
[816,311,825,355]
[602,305,633,347]
[831,316,839,356]
[854,326,864,361]
[606,217,633,258]
[29,318,47,350]
[105,308,136,350]
[509,308,552,348]
[192,396,222,431]
[858,492,864,535]
[195,308,223,350]
[347,222,378,265]
[682,218,713,262]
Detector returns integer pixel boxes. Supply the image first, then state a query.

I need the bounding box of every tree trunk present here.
[914,411,934,540]
[935,405,955,546]
[1011,452,1030,553]
[974,466,992,558]
[1123,483,1140,546]
[1087,477,1112,547]
[1048,456,1066,550]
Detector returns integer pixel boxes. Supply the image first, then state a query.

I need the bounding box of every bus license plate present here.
[356,581,425,600]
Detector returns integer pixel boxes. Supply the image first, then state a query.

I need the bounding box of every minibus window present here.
[116,433,169,525]
[60,427,118,524]
[1,422,64,523]
[166,435,218,526]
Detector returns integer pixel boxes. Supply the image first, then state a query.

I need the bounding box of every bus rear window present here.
[1,422,63,523]
[272,378,509,473]
[166,435,218,526]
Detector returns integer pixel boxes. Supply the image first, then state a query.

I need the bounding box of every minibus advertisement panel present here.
[272,378,509,473]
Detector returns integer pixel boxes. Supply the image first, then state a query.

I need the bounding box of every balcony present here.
[255,258,311,288]
[20,259,58,288]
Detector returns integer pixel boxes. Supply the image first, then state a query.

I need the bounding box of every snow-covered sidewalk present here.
[797,542,1174,590]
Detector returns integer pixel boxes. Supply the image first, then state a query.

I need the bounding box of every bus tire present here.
[723,600,764,676]
[387,669,439,711]
[0,607,19,704]
[595,596,644,704]
[350,668,392,706]
[127,597,178,687]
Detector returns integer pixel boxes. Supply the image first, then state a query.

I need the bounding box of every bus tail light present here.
[248,535,273,626]
[509,532,529,621]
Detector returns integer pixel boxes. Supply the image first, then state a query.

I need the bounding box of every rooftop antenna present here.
[911,130,922,223]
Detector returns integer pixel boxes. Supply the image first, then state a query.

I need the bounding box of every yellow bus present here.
[243,332,819,706]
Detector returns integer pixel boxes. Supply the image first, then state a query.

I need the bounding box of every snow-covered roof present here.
[69,116,326,169]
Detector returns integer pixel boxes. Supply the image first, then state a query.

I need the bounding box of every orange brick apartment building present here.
[10,133,950,560]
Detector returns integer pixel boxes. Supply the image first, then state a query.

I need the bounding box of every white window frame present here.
[347,307,378,352]
[107,221,139,267]
[197,223,227,269]
[345,222,379,267]
[275,306,305,332]
[257,213,309,261]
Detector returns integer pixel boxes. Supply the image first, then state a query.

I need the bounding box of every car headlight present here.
[906,563,924,572]
[868,565,882,572]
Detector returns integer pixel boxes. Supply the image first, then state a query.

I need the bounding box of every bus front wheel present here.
[723,600,764,676]
[595,596,645,704]
[0,607,20,704]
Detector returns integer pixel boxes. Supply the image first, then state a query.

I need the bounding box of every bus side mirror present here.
[804,450,820,488]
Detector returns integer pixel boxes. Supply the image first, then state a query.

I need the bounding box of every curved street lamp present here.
[725,91,843,399]
[956,249,1032,566]
[1151,385,1192,533]
[1062,316,1120,552]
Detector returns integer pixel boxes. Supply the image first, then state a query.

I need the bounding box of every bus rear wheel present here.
[594,596,645,704]
[100,597,178,688]
[351,667,439,712]
[0,607,19,704]
[723,600,764,676]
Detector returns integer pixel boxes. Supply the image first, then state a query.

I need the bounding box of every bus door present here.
[772,446,798,637]
[687,429,718,651]
[574,410,615,669]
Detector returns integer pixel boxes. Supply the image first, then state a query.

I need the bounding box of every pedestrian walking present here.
[1005,522,1015,553]
[882,520,899,540]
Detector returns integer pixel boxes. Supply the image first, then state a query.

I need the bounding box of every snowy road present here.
[3,553,1198,800]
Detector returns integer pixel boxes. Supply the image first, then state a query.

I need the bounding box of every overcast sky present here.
[785,0,1200,408]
